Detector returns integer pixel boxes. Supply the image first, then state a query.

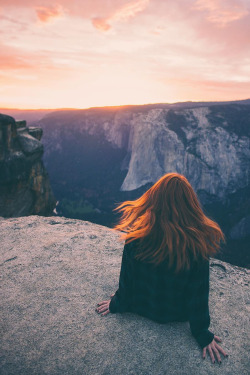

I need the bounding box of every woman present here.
[96,173,228,363]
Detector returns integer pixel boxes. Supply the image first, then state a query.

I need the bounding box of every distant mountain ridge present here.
[1,98,250,124]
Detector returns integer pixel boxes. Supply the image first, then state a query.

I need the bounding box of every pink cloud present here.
[0,44,32,70]
[92,17,111,31]
[91,0,150,31]
[0,0,128,18]
[0,42,74,76]
[111,0,150,21]
[36,5,64,23]
[193,0,249,26]
[193,12,250,57]
[150,0,250,57]
[0,55,31,70]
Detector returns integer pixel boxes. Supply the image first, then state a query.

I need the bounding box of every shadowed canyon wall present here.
[0,114,56,217]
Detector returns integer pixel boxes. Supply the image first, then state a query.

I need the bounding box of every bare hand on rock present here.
[96,299,111,316]
[203,335,228,363]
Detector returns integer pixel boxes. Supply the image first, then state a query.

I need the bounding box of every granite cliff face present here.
[1,215,249,375]
[120,106,249,196]
[36,102,250,199]
[0,114,56,217]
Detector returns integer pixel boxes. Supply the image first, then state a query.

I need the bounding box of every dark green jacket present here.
[109,239,214,349]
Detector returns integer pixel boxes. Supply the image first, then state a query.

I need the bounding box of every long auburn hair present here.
[113,172,225,272]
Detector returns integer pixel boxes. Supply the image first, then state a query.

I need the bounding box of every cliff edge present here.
[0,114,56,217]
[0,216,249,375]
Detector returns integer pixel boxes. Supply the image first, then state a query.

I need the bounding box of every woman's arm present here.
[187,256,214,349]
[109,242,133,313]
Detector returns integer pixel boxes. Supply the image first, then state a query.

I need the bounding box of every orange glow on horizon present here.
[1,95,250,112]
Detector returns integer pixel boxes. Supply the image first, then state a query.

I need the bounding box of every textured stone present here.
[0,114,56,217]
[28,127,43,141]
[17,131,43,155]
[121,107,250,195]
[15,120,27,129]
[1,215,249,375]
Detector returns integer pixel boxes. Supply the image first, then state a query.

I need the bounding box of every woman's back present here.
[122,239,189,321]
[109,238,214,349]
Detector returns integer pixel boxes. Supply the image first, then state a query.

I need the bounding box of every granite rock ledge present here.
[0,114,56,217]
[0,215,249,375]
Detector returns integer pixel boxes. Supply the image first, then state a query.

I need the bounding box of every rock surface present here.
[0,114,56,217]
[1,215,249,375]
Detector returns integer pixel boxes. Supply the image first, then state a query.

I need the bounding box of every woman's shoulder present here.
[124,240,210,274]
[124,238,141,249]
[188,252,210,278]
[124,238,141,257]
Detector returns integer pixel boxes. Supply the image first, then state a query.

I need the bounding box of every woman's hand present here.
[96,294,114,316]
[203,335,228,363]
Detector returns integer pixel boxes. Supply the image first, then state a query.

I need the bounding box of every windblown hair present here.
[113,173,225,272]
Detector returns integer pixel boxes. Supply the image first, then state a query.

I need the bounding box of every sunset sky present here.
[0,0,250,109]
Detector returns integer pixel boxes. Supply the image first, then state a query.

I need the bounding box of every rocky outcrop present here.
[0,114,56,217]
[121,106,250,196]
[0,215,249,375]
